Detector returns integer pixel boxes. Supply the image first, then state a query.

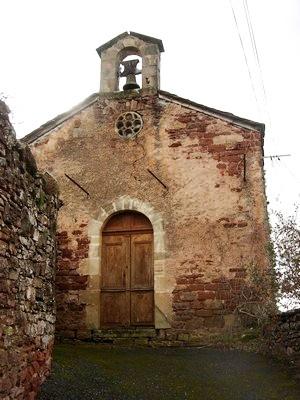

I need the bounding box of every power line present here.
[231,0,284,155]
[243,0,268,104]
[243,0,273,130]
[280,158,300,184]
[228,0,262,116]
[266,155,300,185]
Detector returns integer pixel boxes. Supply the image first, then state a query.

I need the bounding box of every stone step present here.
[93,328,157,340]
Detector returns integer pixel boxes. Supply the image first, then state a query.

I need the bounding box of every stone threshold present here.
[56,328,209,347]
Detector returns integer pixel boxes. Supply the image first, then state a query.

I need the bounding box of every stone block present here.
[88,244,99,258]
[76,330,92,341]
[86,304,100,330]
[87,257,100,276]
[177,333,190,342]
[93,330,118,339]
[88,275,100,290]
[134,338,149,346]
[88,219,101,236]
[113,338,133,346]
[132,329,156,338]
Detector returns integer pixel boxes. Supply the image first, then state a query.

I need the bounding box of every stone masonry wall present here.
[265,309,300,368]
[0,101,59,399]
[28,91,270,340]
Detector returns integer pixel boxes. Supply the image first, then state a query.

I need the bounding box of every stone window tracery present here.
[115,111,143,139]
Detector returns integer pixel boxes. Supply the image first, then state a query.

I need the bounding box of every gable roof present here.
[21,91,264,145]
[96,31,165,57]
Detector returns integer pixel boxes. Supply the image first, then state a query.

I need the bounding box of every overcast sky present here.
[1,0,299,218]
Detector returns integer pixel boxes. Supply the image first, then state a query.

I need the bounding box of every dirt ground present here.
[38,344,300,400]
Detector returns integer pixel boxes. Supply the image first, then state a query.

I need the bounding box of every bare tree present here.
[272,209,300,309]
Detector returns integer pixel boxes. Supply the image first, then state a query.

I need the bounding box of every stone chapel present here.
[22,32,270,343]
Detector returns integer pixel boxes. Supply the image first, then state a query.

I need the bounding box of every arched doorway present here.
[101,211,154,328]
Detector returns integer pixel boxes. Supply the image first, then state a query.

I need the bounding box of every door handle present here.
[123,271,126,286]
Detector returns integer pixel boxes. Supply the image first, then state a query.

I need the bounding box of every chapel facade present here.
[23,32,270,342]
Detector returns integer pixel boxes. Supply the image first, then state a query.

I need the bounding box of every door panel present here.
[103,213,132,233]
[131,291,154,326]
[131,233,154,326]
[101,234,130,328]
[101,235,130,289]
[130,212,152,231]
[131,234,153,289]
[101,291,130,327]
[103,211,152,233]
[101,212,154,328]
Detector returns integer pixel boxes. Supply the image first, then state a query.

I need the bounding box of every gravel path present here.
[38,344,300,400]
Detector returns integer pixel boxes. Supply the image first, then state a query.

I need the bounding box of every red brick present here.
[57,231,68,238]
[229,268,246,272]
[72,230,82,235]
[169,142,182,147]
[223,223,236,228]
[173,302,190,310]
[204,283,218,291]
[176,115,193,123]
[191,300,205,309]
[208,144,226,153]
[217,290,233,300]
[60,248,73,259]
[176,277,188,284]
[56,275,88,290]
[0,376,13,391]
[180,292,197,301]
[217,217,230,223]
[217,163,227,170]
[195,309,214,317]
[199,138,213,145]
[198,291,216,300]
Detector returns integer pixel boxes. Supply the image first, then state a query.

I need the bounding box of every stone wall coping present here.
[96,31,164,57]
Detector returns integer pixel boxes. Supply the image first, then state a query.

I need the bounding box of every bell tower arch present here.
[96,31,164,93]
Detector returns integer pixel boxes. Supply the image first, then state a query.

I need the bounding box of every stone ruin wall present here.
[28,93,271,341]
[0,101,59,399]
[265,309,300,372]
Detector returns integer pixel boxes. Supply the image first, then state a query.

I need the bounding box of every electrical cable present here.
[243,0,273,129]
[228,0,262,117]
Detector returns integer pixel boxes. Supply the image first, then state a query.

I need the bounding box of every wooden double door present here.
[101,211,154,328]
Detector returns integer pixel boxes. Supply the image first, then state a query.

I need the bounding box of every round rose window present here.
[115,112,143,139]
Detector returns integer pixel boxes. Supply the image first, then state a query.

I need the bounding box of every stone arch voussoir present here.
[88,195,166,260]
[86,196,170,329]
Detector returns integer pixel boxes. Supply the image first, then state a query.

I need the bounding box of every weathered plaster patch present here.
[213,133,244,145]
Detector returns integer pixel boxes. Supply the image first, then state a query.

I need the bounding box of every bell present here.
[120,59,141,91]
[123,74,140,91]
